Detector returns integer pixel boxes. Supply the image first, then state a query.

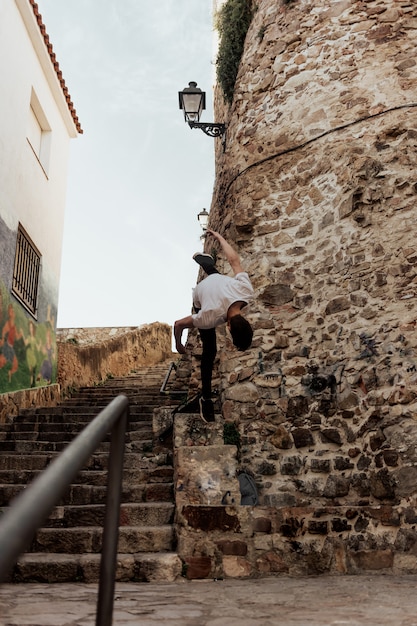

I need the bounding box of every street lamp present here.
[197,208,209,233]
[179,82,226,140]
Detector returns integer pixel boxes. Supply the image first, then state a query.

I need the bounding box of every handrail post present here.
[96,405,128,626]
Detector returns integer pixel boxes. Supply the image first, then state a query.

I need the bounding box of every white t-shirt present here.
[192,272,254,330]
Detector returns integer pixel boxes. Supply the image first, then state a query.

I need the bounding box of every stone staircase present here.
[0,362,183,583]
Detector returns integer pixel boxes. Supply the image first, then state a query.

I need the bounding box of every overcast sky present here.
[38,1,216,338]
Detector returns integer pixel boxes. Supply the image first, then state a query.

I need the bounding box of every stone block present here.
[175,445,240,506]
[152,407,173,439]
[222,555,252,578]
[256,551,289,574]
[180,505,241,532]
[135,553,182,583]
[252,517,272,533]
[173,414,224,448]
[349,549,394,571]
[184,555,212,579]
[216,539,248,556]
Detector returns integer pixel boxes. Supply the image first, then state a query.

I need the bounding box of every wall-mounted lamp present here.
[197,208,209,232]
[179,82,226,140]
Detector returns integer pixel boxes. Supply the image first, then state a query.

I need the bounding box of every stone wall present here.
[175,0,417,578]
[0,384,61,424]
[57,323,173,394]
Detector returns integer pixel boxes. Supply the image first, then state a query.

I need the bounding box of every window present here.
[27,89,51,174]
[12,224,41,317]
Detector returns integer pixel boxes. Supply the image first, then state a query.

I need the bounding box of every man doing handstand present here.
[174,229,254,422]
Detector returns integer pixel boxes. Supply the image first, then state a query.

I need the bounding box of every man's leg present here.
[198,327,216,422]
[199,327,216,398]
[193,253,220,276]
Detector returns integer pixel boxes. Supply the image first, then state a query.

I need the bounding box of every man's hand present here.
[174,316,194,355]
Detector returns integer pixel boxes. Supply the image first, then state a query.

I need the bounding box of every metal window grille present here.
[12,225,41,317]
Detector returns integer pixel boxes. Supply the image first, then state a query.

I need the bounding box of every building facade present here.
[0,0,81,393]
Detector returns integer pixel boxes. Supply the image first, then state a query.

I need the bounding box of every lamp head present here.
[179,81,206,124]
[197,208,209,232]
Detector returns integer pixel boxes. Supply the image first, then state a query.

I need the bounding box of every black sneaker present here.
[199,397,215,423]
[193,252,216,273]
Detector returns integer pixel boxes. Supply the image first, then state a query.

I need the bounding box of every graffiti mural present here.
[0,282,57,393]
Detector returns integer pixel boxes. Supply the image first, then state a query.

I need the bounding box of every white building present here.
[0,0,82,393]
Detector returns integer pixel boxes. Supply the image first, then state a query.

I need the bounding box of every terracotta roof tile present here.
[29,0,83,134]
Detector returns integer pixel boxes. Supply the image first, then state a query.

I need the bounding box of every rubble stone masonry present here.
[176,0,417,578]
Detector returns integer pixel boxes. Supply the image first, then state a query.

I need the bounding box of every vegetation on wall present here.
[223,422,241,449]
[215,0,255,104]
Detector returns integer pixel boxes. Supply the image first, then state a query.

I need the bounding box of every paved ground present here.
[1,575,417,625]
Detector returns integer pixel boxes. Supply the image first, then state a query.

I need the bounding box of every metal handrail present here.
[0,393,129,626]
[160,361,186,396]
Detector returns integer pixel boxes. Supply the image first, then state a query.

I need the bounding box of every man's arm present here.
[206,229,244,275]
[174,315,194,354]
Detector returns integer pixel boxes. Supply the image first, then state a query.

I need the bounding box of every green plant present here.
[215,0,255,104]
[257,24,266,41]
[223,422,241,448]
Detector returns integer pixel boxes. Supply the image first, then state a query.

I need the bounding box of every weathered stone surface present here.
[175,0,417,580]
[184,556,212,580]
[349,550,394,571]
[222,555,252,578]
[256,551,289,574]
[173,413,224,448]
[261,284,295,306]
[270,425,293,449]
[181,506,241,532]
[175,445,239,506]
[216,540,248,556]
[224,382,259,403]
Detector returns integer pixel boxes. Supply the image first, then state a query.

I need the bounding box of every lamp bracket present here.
[188,121,226,138]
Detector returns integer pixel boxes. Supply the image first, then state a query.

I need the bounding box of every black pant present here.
[199,327,217,399]
[196,263,219,400]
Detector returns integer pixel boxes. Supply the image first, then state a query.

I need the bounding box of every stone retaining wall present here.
[57,323,173,395]
[0,384,61,424]
[170,410,417,579]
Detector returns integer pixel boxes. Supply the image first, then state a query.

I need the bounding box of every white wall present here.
[0,0,79,284]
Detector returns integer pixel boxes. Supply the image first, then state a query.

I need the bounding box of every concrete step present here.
[64,390,164,399]
[0,420,153,435]
[14,407,159,421]
[0,427,153,444]
[0,451,172,471]
[0,481,174,506]
[30,525,175,554]
[0,437,154,454]
[41,502,175,528]
[11,551,182,583]
[0,465,173,486]
[1,361,182,584]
